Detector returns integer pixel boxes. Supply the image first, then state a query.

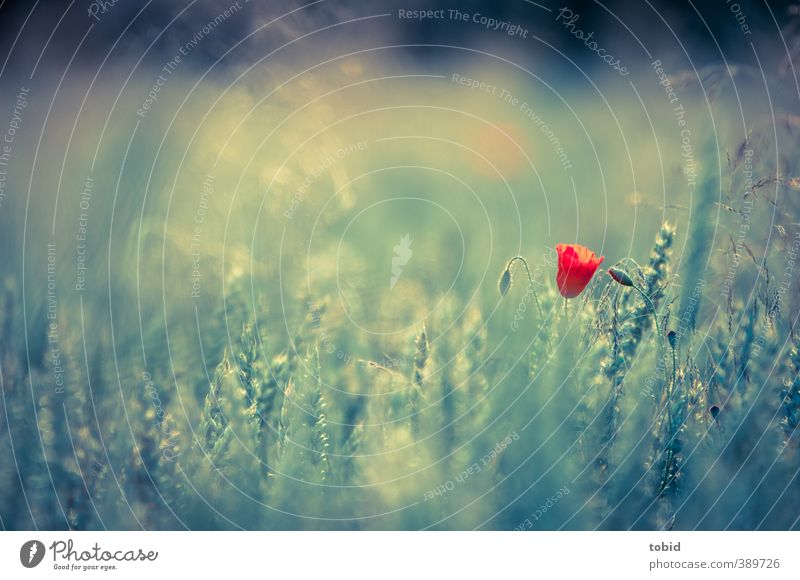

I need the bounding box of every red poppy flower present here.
[555,243,604,298]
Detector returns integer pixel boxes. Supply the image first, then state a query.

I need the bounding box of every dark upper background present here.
[1,0,798,79]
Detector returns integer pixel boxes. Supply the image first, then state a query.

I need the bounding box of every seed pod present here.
[608,267,634,287]
[498,267,512,296]
[667,330,677,349]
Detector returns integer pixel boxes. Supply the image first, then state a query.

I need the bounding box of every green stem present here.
[507,256,551,348]
[670,344,677,395]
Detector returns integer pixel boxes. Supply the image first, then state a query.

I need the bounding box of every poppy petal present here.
[555,243,603,298]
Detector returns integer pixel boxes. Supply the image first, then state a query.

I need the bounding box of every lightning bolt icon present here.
[390,234,413,290]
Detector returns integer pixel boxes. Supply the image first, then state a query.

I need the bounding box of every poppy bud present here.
[608,267,634,287]
[667,330,677,349]
[708,404,720,420]
[498,267,512,296]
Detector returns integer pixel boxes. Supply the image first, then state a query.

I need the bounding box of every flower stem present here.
[670,342,677,393]
[506,256,551,347]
